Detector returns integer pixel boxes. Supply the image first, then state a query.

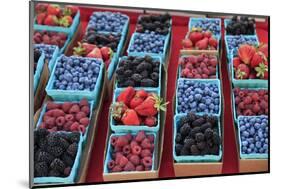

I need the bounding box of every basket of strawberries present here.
[231,43,268,88]
[110,87,168,133]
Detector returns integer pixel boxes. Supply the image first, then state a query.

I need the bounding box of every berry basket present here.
[230,53,268,88]
[224,19,257,36]
[175,78,222,117]
[178,55,219,80]
[110,88,161,133]
[237,115,268,159]
[85,11,130,37]
[46,55,104,107]
[232,88,268,123]
[34,50,45,93]
[103,132,157,174]
[33,131,83,184]
[173,114,222,162]
[127,32,170,63]
[35,101,94,142]
[34,10,80,38]
[114,55,163,92]
[35,44,60,73]
[188,17,221,39]
[224,35,259,63]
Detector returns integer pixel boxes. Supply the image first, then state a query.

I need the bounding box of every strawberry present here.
[182,38,193,48]
[203,31,212,38]
[257,43,268,58]
[36,12,47,25]
[100,47,113,61]
[59,16,73,27]
[208,37,218,48]
[117,86,136,106]
[233,57,241,69]
[238,44,256,64]
[35,3,48,13]
[110,102,128,122]
[255,61,268,79]
[195,38,209,50]
[235,64,250,79]
[188,28,203,44]
[63,5,79,17]
[130,96,144,109]
[87,47,102,59]
[135,93,168,117]
[121,109,140,125]
[47,4,61,16]
[135,90,148,99]
[250,51,267,68]
[144,116,157,127]
[43,15,58,26]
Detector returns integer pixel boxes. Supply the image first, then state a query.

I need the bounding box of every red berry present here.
[111,165,122,172]
[141,138,152,149]
[81,106,90,115]
[125,133,133,141]
[62,102,72,113]
[79,117,89,126]
[252,104,260,113]
[116,136,129,148]
[238,102,245,110]
[79,98,89,107]
[110,136,118,146]
[136,165,144,171]
[142,156,152,168]
[147,135,154,143]
[132,145,142,155]
[122,145,131,155]
[55,116,65,126]
[108,160,115,169]
[129,155,140,166]
[65,114,74,121]
[141,149,152,158]
[123,161,135,171]
[235,96,241,104]
[135,131,146,143]
[46,102,61,110]
[70,122,79,131]
[130,140,138,149]
[251,92,259,101]
[243,96,252,105]
[243,109,254,116]
[75,111,86,121]
[69,104,80,114]
[78,125,86,134]
[119,156,129,167]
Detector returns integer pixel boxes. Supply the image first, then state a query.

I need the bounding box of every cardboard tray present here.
[173,51,224,177]
[102,43,170,182]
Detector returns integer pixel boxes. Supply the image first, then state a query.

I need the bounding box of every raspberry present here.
[243,109,254,116]
[129,155,140,165]
[136,165,144,171]
[79,117,90,126]
[251,92,259,101]
[79,98,89,107]
[147,135,154,143]
[243,96,252,105]
[114,146,122,152]
[55,116,65,126]
[69,104,80,114]
[124,161,135,171]
[63,167,71,176]
[260,100,268,109]
[132,145,141,155]
[111,165,122,172]
[63,121,73,131]
[135,131,146,142]
[70,122,79,131]
[114,152,123,165]
[65,114,74,121]
[75,112,86,121]
[264,95,268,101]
[52,109,65,117]
[45,117,55,127]
[78,125,86,134]
[142,156,152,168]
[43,115,51,122]
[252,104,260,113]
[127,154,132,160]
[202,67,210,75]
[265,108,268,114]
[238,101,245,109]
[119,156,129,167]
[116,136,129,147]
[130,140,138,149]
[110,136,118,146]
[81,106,90,115]
[122,145,131,155]
[46,102,61,110]
[107,160,115,169]
[238,91,245,98]
[48,127,58,133]
[258,90,266,96]
[125,133,133,141]
[62,102,73,113]
[141,149,152,158]
[141,138,152,149]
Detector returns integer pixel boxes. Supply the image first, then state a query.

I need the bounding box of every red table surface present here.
[75,6,269,183]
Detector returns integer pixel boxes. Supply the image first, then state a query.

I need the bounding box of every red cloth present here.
[77,7,269,182]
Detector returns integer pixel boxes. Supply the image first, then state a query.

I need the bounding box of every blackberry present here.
[178,116,189,127]
[136,63,147,72]
[183,138,195,149]
[59,138,70,150]
[140,70,149,78]
[140,78,156,87]
[46,133,60,147]
[47,146,64,157]
[189,127,201,138]
[179,123,191,137]
[38,138,48,151]
[48,169,61,177]
[68,132,80,143]
[186,112,197,123]
[204,128,214,139]
[190,145,200,155]
[207,138,214,148]
[200,122,212,132]
[124,80,135,87]
[150,72,159,81]
[180,146,190,155]
[131,73,142,82]
[197,141,206,150]
[61,153,74,167]
[175,144,183,155]
[50,158,65,173]
[34,162,49,177]
[175,133,182,143]
[195,133,205,142]
[192,117,205,127]
[144,55,153,63]
[35,128,49,138]
[37,151,54,164]
[212,132,220,145]
[209,145,219,155]
[206,116,217,127]
[67,143,78,157]
[124,70,133,77]
[116,67,125,75]
[153,67,159,73]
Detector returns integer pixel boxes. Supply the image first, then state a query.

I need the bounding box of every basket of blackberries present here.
[225,16,256,35]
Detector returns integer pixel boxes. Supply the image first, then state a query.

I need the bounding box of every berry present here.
[129,155,140,165]
[50,158,65,173]
[67,143,78,157]
[35,162,49,177]
[142,156,152,168]
[116,136,129,147]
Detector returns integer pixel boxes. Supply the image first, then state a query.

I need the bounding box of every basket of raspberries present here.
[34,3,80,34]
[232,43,268,88]
[174,112,222,162]
[110,87,168,133]
[179,54,218,79]
[34,128,82,183]
[36,98,93,140]
[233,88,268,121]
[181,28,219,52]
[104,131,156,173]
